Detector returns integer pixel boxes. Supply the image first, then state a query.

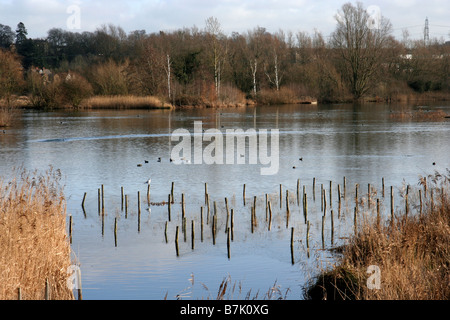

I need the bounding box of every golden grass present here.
[0,107,13,127]
[81,95,172,109]
[0,168,74,300]
[390,108,448,121]
[305,172,450,300]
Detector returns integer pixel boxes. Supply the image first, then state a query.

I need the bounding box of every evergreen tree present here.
[15,22,27,45]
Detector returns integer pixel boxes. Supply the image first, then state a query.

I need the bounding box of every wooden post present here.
[279,184,282,208]
[355,184,359,212]
[382,177,385,197]
[303,192,308,224]
[354,207,357,235]
[323,189,327,215]
[69,215,72,244]
[137,191,141,232]
[268,201,272,231]
[286,190,290,228]
[171,182,174,202]
[181,193,185,220]
[175,226,179,256]
[329,180,332,205]
[290,227,295,265]
[313,177,316,201]
[330,209,334,246]
[368,183,371,208]
[164,221,168,243]
[251,206,254,233]
[213,214,217,245]
[376,198,380,230]
[230,209,234,241]
[114,217,118,247]
[147,184,151,205]
[183,217,187,242]
[191,220,195,250]
[125,195,128,218]
[297,179,300,206]
[243,184,246,206]
[390,186,394,223]
[168,194,171,221]
[227,227,231,260]
[205,182,208,205]
[121,187,124,210]
[81,192,87,211]
[101,184,104,213]
[225,197,229,233]
[101,209,105,236]
[306,221,310,251]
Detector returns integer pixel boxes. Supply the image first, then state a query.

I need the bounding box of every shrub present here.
[60,73,93,108]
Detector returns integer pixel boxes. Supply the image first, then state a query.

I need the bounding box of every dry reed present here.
[81,95,172,109]
[0,168,74,300]
[305,172,450,300]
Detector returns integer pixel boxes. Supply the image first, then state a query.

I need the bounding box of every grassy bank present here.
[81,95,173,109]
[304,172,450,300]
[0,168,74,300]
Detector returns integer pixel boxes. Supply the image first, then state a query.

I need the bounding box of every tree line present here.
[1,2,449,109]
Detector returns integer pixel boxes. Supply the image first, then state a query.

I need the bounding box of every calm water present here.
[0,103,449,299]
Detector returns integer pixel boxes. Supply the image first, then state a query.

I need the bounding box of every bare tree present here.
[205,16,226,98]
[331,2,392,100]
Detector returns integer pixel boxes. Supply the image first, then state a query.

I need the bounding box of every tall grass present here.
[81,95,172,109]
[0,106,13,127]
[305,172,450,300]
[0,168,74,300]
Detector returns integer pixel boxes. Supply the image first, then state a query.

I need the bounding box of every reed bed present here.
[0,168,74,300]
[305,171,450,300]
[389,108,448,121]
[81,95,173,109]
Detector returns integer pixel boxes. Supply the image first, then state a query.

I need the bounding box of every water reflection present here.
[0,103,449,299]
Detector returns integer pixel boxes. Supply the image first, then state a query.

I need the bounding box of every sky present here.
[0,0,449,41]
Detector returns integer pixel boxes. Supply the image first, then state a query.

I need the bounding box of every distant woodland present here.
[0,2,449,111]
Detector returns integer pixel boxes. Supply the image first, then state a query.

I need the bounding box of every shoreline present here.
[1,92,450,111]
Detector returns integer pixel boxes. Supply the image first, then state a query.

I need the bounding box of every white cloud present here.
[0,0,448,40]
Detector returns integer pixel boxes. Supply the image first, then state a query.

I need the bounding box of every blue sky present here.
[1,0,449,41]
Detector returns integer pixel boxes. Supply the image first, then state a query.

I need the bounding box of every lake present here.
[0,102,449,299]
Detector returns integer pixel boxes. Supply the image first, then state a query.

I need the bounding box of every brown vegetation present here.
[305,172,450,300]
[0,168,74,300]
[1,4,449,110]
[389,107,448,121]
[81,95,172,109]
